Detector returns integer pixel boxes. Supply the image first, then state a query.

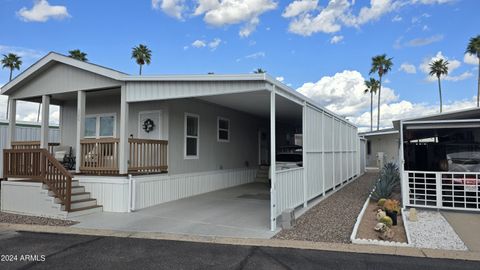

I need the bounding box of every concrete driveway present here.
[71,182,276,238]
[442,211,480,252]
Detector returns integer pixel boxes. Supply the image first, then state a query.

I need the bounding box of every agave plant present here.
[371,163,400,201]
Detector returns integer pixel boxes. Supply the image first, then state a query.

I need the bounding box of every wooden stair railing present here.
[3,148,72,211]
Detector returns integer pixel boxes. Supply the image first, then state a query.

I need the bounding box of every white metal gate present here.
[405,170,480,211]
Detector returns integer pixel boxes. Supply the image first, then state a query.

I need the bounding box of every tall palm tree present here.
[466,35,480,107]
[429,59,449,113]
[364,78,379,132]
[369,54,393,130]
[253,68,266,74]
[68,49,88,61]
[2,53,22,119]
[131,44,152,75]
[1,53,22,81]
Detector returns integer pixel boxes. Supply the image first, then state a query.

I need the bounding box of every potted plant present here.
[383,199,400,226]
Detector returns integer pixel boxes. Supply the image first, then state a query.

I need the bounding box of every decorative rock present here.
[379,228,395,241]
[374,222,387,232]
[376,209,386,221]
[408,208,418,221]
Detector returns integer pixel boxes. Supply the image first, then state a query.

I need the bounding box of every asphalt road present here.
[0,231,478,270]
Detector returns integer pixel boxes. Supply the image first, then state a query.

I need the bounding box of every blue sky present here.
[0,0,479,130]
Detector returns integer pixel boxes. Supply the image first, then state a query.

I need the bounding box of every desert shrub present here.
[371,163,400,201]
[383,199,401,213]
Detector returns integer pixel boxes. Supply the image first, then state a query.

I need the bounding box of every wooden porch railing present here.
[129,138,168,173]
[3,148,72,211]
[79,138,119,174]
[79,138,168,175]
[11,141,60,155]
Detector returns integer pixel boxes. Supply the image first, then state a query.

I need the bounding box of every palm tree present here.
[1,53,22,81]
[2,53,22,119]
[253,68,266,74]
[369,54,393,130]
[364,78,379,131]
[131,44,152,75]
[466,35,480,107]
[68,49,88,61]
[429,59,449,113]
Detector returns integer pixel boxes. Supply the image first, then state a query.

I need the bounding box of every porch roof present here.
[393,107,480,130]
[1,52,357,129]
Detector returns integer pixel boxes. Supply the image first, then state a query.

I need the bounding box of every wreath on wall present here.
[142,119,155,133]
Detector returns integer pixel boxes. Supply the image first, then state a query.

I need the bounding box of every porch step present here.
[256,166,270,183]
[68,205,103,213]
[61,198,97,211]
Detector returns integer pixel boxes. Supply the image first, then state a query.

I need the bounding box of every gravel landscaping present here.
[274,172,378,243]
[404,209,467,251]
[0,212,78,226]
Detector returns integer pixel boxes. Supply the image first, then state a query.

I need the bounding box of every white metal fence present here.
[404,170,480,211]
[275,167,304,216]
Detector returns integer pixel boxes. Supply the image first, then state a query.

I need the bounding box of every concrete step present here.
[54,192,91,203]
[62,198,97,211]
[47,186,85,197]
[42,180,79,190]
[67,205,103,218]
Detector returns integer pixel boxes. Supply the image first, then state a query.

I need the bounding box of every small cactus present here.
[380,216,393,227]
[377,198,387,207]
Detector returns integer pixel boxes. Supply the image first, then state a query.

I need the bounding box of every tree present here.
[131,44,152,75]
[2,53,22,119]
[253,68,266,74]
[68,49,88,61]
[364,78,379,131]
[466,35,480,107]
[1,53,22,82]
[369,54,393,130]
[429,59,449,113]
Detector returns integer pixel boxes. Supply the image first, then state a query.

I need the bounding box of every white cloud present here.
[392,15,402,22]
[17,0,70,22]
[464,53,479,65]
[283,0,452,36]
[406,34,443,47]
[245,51,265,59]
[192,39,207,48]
[419,51,466,81]
[282,0,318,18]
[330,35,344,44]
[0,96,59,125]
[276,76,285,82]
[0,45,44,59]
[399,63,417,74]
[297,70,398,116]
[195,0,277,37]
[208,38,222,50]
[152,0,187,20]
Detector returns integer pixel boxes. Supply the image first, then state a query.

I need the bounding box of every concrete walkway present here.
[71,183,275,239]
[442,211,480,252]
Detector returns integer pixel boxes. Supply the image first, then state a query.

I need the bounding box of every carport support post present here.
[40,95,50,149]
[6,98,16,148]
[119,83,129,174]
[399,120,408,207]
[75,90,86,173]
[270,85,277,232]
[302,102,307,208]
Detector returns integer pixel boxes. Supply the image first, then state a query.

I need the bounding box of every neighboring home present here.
[0,120,60,178]
[394,107,480,212]
[359,128,399,169]
[0,52,361,231]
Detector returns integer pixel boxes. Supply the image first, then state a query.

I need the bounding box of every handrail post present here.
[65,176,72,212]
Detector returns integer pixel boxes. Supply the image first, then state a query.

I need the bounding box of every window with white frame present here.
[185,113,199,158]
[217,117,230,142]
[84,114,116,138]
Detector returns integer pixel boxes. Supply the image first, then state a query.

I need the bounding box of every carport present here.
[72,182,276,238]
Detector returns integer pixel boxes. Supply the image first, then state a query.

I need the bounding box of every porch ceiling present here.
[197,90,302,122]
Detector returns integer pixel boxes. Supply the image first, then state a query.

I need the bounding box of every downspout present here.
[128,174,135,212]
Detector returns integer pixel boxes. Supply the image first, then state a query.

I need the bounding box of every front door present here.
[138,111,162,139]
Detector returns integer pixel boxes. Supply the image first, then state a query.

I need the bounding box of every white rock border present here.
[350,184,411,247]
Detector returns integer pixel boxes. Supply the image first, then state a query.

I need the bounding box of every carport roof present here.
[393,107,480,130]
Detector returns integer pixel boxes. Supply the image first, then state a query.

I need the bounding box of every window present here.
[185,113,199,159]
[84,114,116,138]
[367,140,371,155]
[217,117,230,142]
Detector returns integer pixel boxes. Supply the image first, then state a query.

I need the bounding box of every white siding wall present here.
[76,176,130,212]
